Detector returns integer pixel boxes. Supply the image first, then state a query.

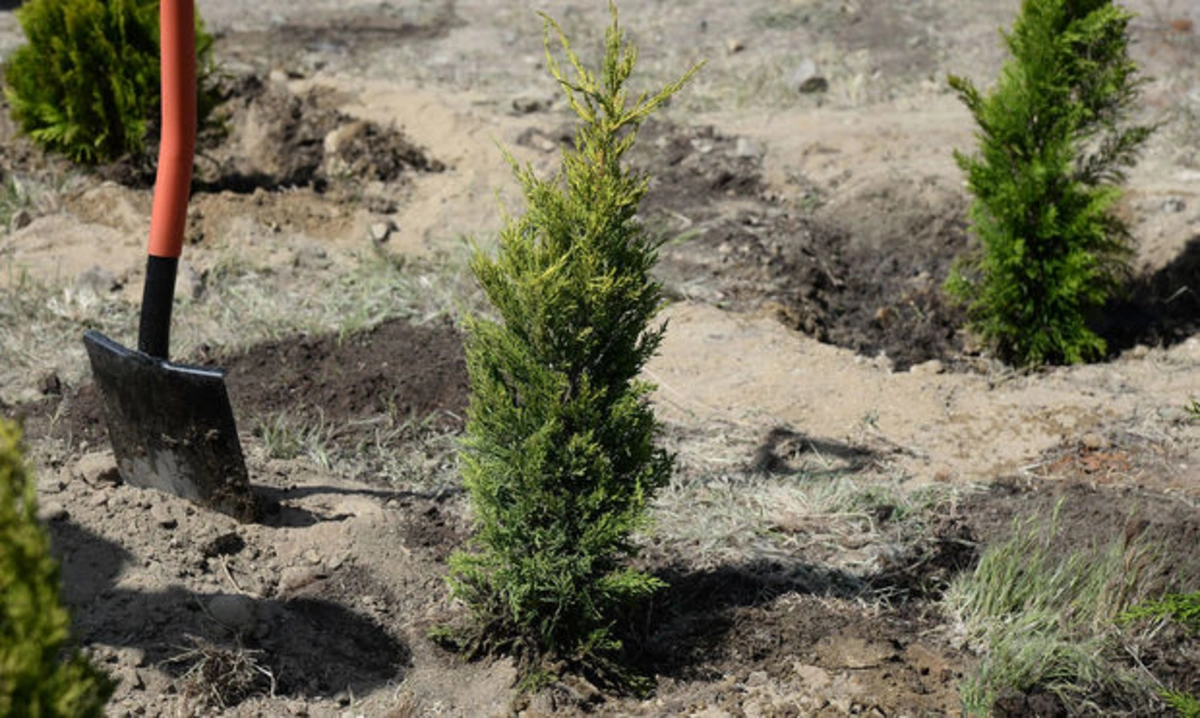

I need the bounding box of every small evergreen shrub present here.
[446,3,699,687]
[946,0,1154,367]
[4,0,217,165]
[0,419,115,716]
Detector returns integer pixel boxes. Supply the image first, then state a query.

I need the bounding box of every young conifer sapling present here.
[445,2,700,688]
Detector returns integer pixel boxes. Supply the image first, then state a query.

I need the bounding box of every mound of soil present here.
[13,317,469,459]
[195,74,446,194]
[94,72,446,195]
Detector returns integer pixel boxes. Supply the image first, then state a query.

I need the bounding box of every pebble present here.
[207,594,257,633]
[278,565,323,593]
[114,666,144,691]
[9,208,31,231]
[174,260,205,301]
[369,220,396,244]
[726,38,744,54]
[37,371,63,396]
[150,504,177,530]
[791,59,829,94]
[910,359,945,376]
[734,137,762,159]
[792,662,832,690]
[76,265,121,295]
[511,95,551,114]
[73,451,121,486]
[1081,433,1108,451]
[1162,197,1187,213]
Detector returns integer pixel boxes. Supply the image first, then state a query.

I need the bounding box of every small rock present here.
[278,565,322,594]
[207,594,257,633]
[726,38,744,54]
[115,666,144,691]
[303,548,322,565]
[744,670,770,687]
[9,208,32,231]
[511,95,551,114]
[1081,433,1108,451]
[38,501,68,522]
[202,532,246,558]
[791,59,829,94]
[1170,18,1193,33]
[910,359,945,376]
[77,265,121,295]
[73,451,121,486]
[369,220,396,244]
[734,137,762,159]
[174,260,205,301]
[37,371,63,396]
[1162,197,1187,213]
[792,663,832,690]
[292,244,332,270]
[150,503,177,530]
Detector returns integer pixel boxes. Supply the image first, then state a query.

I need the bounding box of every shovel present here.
[83,0,256,522]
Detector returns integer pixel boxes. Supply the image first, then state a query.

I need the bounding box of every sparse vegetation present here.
[1122,591,1200,715]
[946,0,1154,367]
[945,504,1167,715]
[0,420,115,716]
[4,0,219,164]
[445,3,700,688]
[168,635,276,710]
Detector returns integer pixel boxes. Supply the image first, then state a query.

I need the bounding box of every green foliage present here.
[0,420,115,716]
[1121,591,1200,634]
[4,0,218,165]
[944,504,1159,714]
[1185,398,1200,423]
[946,0,1154,367]
[446,3,699,686]
[1164,691,1200,718]
[1122,591,1200,715]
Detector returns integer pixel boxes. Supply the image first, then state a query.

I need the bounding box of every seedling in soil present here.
[946,0,1154,367]
[445,1,700,690]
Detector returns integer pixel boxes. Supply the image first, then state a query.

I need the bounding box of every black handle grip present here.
[138,255,178,359]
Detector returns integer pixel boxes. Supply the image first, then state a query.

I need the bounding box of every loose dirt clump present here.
[196,74,445,195]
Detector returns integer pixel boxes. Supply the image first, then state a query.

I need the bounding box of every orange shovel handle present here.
[147,0,197,259]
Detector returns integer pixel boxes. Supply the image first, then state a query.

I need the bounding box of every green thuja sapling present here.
[4,0,219,165]
[946,0,1154,367]
[444,2,700,689]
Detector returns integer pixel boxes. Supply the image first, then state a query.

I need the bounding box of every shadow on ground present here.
[1101,234,1200,352]
[48,519,409,706]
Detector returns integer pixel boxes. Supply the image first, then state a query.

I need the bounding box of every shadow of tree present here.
[1099,234,1200,352]
[47,519,409,704]
[619,524,977,682]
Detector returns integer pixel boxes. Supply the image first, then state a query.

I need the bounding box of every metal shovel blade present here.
[83,329,256,522]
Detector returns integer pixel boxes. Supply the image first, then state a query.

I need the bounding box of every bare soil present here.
[1,0,1199,715]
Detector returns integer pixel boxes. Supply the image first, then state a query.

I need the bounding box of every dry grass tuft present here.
[167,634,276,710]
